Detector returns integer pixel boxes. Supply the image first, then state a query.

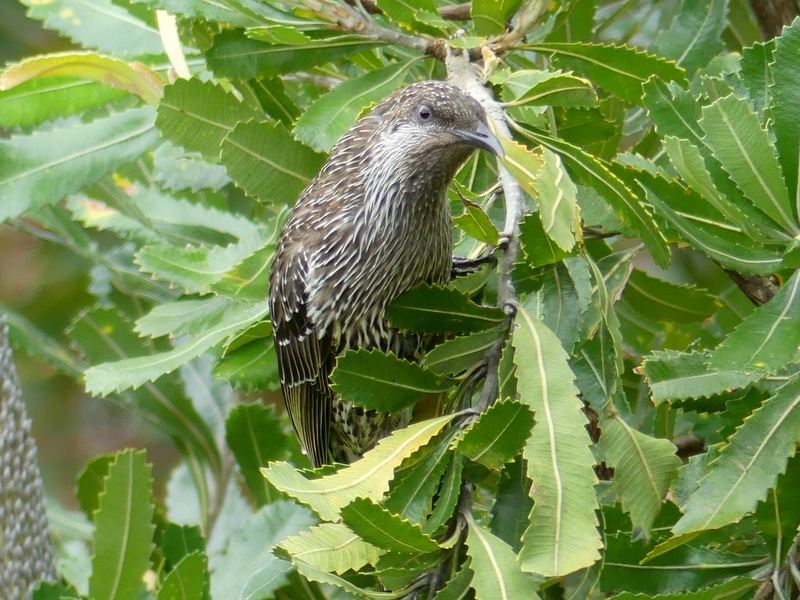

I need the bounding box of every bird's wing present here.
[271,247,334,467]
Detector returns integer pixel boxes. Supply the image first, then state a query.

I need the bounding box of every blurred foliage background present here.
[0,0,180,506]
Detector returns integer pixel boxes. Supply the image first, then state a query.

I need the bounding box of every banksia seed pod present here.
[0,315,56,599]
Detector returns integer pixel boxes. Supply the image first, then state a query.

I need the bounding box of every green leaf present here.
[331,349,455,412]
[513,306,602,576]
[76,454,113,520]
[89,450,155,600]
[457,400,535,470]
[501,71,598,108]
[135,297,234,339]
[210,243,277,302]
[490,454,533,552]
[84,300,269,395]
[522,129,671,268]
[206,29,383,79]
[517,212,571,268]
[225,403,288,506]
[770,18,800,203]
[424,453,463,535]
[247,77,300,127]
[68,308,220,470]
[0,106,159,223]
[599,406,681,538]
[292,560,376,599]
[0,75,128,128]
[673,373,800,534]
[754,451,800,565]
[294,60,415,153]
[341,498,440,554]
[605,578,759,599]
[221,120,325,205]
[26,0,163,58]
[280,523,383,574]
[522,258,592,354]
[454,198,501,246]
[3,306,85,378]
[136,227,279,294]
[472,0,523,35]
[465,512,541,600]
[531,148,581,252]
[523,42,687,105]
[624,270,719,323]
[158,552,209,600]
[642,350,760,404]
[708,269,800,375]
[156,78,263,161]
[262,414,455,521]
[161,523,205,569]
[387,283,506,334]
[650,0,729,78]
[699,94,798,235]
[0,51,163,105]
[210,501,317,600]
[375,0,448,36]
[213,339,280,392]
[424,328,506,375]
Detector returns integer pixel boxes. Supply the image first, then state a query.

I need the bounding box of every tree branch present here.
[446,50,524,411]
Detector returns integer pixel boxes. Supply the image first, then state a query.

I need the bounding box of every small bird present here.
[269,80,503,466]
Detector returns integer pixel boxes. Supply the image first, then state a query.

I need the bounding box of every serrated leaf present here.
[513,306,601,576]
[225,403,288,506]
[262,414,454,521]
[294,60,414,153]
[0,51,163,105]
[699,94,798,235]
[673,373,800,534]
[754,451,800,565]
[522,129,671,268]
[210,242,276,301]
[375,0,448,36]
[505,72,597,108]
[531,148,581,251]
[605,577,759,599]
[292,561,374,599]
[213,339,280,393]
[159,552,208,600]
[156,78,262,161]
[76,454,113,521]
[247,77,300,127]
[84,301,269,395]
[523,42,687,105]
[424,328,506,375]
[68,308,220,470]
[221,120,325,205]
[599,407,681,538]
[424,453,463,535]
[770,18,800,203]
[454,198,501,246]
[624,270,719,323]
[642,350,760,404]
[386,283,506,334]
[210,501,317,600]
[384,427,458,524]
[331,349,455,412]
[490,454,533,552]
[341,498,440,554]
[135,297,233,339]
[465,513,541,600]
[708,269,800,375]
[89,450,155,600]
[206,29,383,79]
[457,400,534,469]
[0,106,158,223]
[27,0,163,58]
[650,0,728,78]
[280,523,383,574]
[517,212,572,268]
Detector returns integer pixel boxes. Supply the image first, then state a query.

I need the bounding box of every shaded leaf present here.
[457,400,535,470]
[341,498,440,554]
[280,523,382,574]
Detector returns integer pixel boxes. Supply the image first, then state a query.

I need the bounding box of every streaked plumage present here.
[269,81,502,466]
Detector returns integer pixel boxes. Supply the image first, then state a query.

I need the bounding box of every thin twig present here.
[446,50,525,412]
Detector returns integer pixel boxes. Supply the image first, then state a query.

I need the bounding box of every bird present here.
[269,80,503,467]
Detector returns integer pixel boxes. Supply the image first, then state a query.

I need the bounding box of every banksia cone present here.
[269,81,502,466]
[0,315,56,598]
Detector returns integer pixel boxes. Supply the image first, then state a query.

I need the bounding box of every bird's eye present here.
[418,105,432,121]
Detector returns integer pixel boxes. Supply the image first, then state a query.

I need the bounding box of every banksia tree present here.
[1,0,800,598]
[0,315,56,598]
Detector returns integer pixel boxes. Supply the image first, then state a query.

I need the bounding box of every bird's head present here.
[370,80,504,165]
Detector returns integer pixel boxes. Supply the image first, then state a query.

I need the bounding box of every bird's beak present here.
[455,121,505,159]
